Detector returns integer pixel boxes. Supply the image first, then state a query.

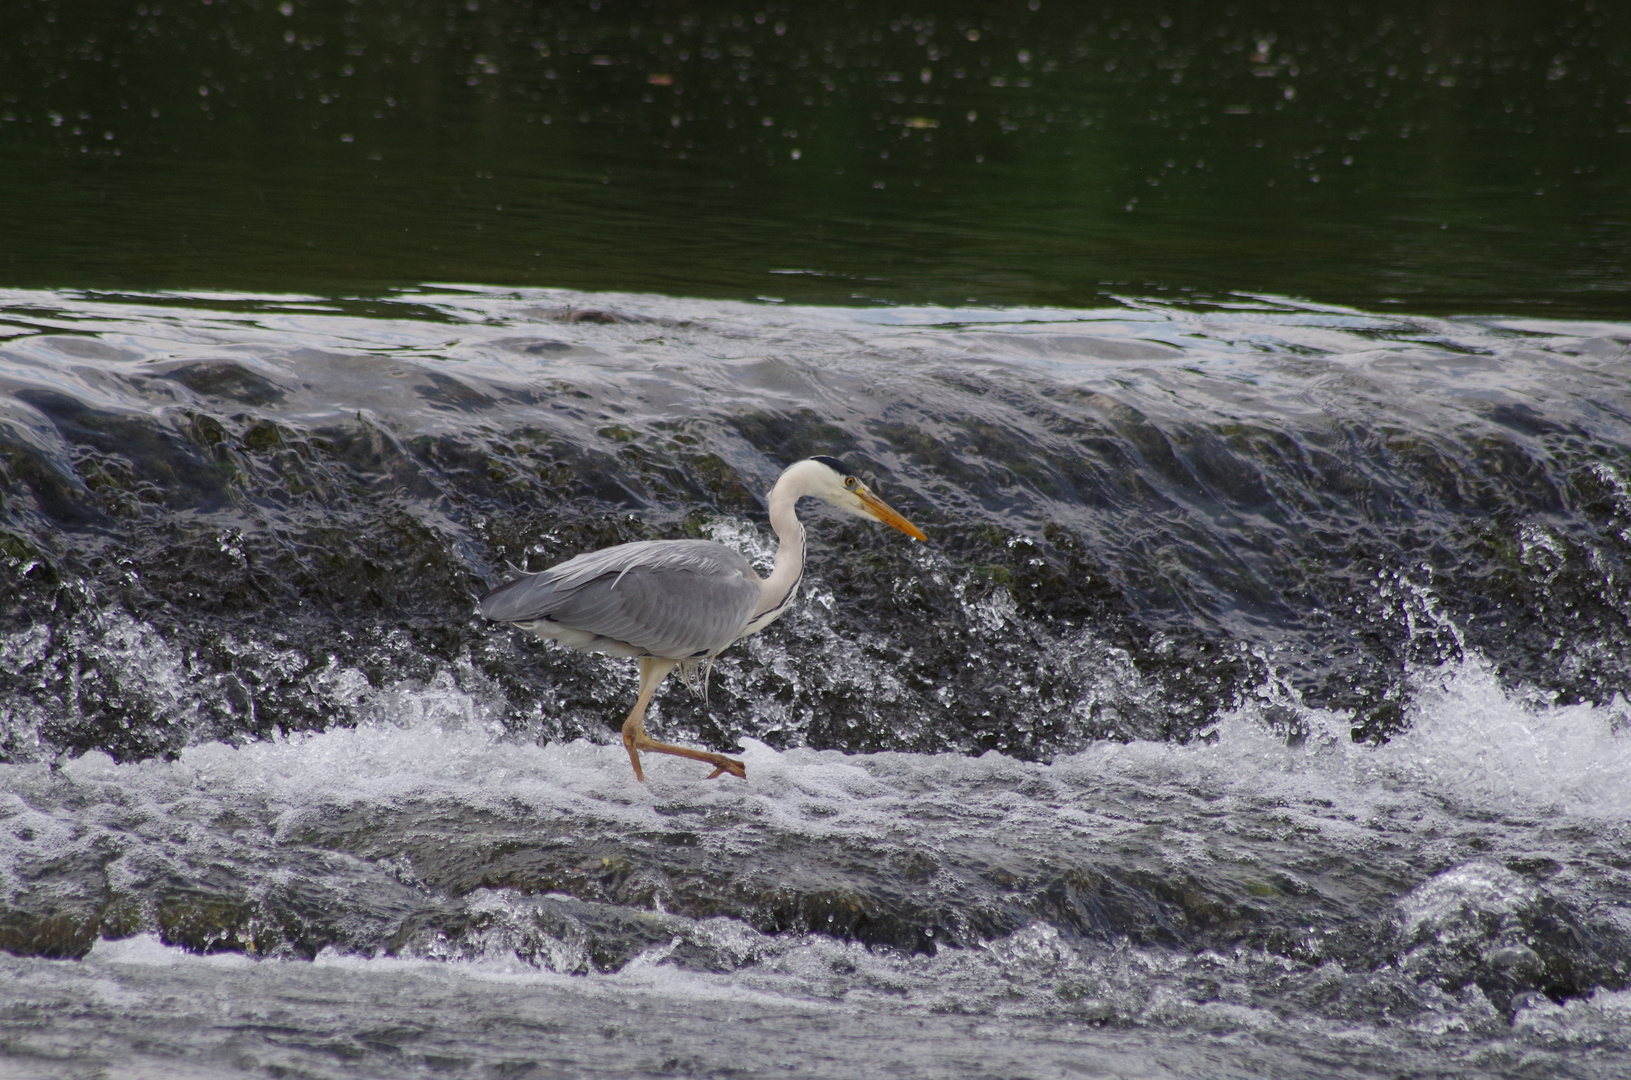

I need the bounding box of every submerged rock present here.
[1379,861,1631,1013]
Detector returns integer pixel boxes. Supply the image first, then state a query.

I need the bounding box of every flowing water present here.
[2,287,1630,1078]
[3,0,1631,1076]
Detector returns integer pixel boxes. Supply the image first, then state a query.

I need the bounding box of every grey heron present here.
[479,456,926,781]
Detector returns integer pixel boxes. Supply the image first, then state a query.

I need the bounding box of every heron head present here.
[799,456,927,541]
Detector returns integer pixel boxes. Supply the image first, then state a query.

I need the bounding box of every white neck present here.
[754,475,807,619]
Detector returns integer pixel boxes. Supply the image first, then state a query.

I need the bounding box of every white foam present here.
[5,639,1627,1059]
[18,646,1625,864]
[94,934,254,969]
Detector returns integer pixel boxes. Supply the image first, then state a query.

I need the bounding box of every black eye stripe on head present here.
[810,455,851,476]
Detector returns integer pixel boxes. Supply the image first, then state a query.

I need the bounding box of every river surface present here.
[2,0,1628,312]
[1,287,1630,1078]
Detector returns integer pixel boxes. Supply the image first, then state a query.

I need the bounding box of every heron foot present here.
[704,756,747,781]
[622,723,746,782]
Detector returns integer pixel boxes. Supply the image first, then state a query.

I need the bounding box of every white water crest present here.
[2,652,1630,1078]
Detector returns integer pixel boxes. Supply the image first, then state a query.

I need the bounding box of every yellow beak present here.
[858,487,928,541]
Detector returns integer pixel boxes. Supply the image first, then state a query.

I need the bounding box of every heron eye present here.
[844,476,858,489]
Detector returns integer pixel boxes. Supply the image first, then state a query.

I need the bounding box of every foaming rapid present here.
[1174,656,1631,819]
[2,650,1630,1078]
[3,286,1631,1077]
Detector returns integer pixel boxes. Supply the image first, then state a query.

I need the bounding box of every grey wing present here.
[479,539,762,659]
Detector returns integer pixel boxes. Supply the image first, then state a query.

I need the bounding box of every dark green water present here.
[2,0,1628,313]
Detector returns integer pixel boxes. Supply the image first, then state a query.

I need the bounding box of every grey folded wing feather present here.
[479,539,763,659]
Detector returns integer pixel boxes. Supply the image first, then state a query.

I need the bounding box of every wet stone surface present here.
[5,290,1631,767]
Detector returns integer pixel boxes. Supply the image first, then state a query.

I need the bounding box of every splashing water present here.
[2,287,1631,1076]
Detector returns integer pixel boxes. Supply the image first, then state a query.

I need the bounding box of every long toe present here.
[705,757,747,780]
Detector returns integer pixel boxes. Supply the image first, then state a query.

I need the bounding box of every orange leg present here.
[620,657,746,782]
